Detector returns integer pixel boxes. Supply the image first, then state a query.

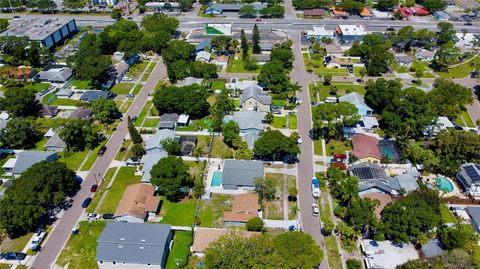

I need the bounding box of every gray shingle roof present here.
[422,239,443,258]
[210,3,267,11]
[157,113,179,129]
[96,222,172,266]
[36,67,72,82]
[224,111,266,132]
[145,129,176,153]
[396,173,419,192]
[80,90,113,102]
[338,92,366,105]
[467,207,480,225]
[56,88,73,97]
[12,151,57,175]
[140,153,168,183]
[44,133,66,150]
[222,159,264,189]
[239,85,272,106]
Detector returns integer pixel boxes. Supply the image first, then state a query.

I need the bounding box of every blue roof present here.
[196,41,211,51]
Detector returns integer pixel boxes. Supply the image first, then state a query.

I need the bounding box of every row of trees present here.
[238,25,261,71]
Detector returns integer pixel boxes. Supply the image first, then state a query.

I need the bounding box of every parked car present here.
[125,93,135,98]
[90,184,98,192]
[311,178,320,198]
[87,213,102,220]
[297,135,302,144]
[102,213,114,219]
[81,198,92,208]
[98,146,107,157]
[312,203,320,216]
[125,157,141,166]
[0,252,26,260]
[454,124,464,130]
[29,231,46,250]
[464,22,473,25]
[122,76,133,81]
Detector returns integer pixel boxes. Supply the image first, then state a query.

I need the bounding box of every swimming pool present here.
[211,171,222,187]
[436,176,453,193]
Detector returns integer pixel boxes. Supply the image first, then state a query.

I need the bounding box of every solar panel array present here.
[464,165,480,182]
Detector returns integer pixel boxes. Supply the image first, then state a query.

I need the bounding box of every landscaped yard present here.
[198,194,233,227]
[310,82,366,101]
[272,116,287,129]
[56,221,106,269]
[143,118,160,128]
[86,167,117,213]
[24,82,50,92]
[111,82,134,95]
[437,56,479,79]
[326,139,352,156]
[165,231,193,269]
[159,197,196,226]
[303,53,349,76]
[211,80,226,91]
[59,150,90,171]
[97,167,141,214]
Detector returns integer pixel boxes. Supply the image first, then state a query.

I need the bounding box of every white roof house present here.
[195,51,211,62]
[337,24,367,37]
[306,26,335,38]
[361,239,419,269]
[455,33,477,50]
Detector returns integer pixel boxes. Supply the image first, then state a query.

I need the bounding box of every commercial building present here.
[335,24,367,43]
[204,3,267,15]
[305,25,335,41]
[456,163,480,196]
[2,18,77,49]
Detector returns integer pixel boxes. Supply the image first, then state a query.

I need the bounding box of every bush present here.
[246,217,264,232]
[346,259,362,269]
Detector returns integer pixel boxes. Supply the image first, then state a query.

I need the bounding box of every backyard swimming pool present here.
[436,176,453,193]
[211,171,222,187]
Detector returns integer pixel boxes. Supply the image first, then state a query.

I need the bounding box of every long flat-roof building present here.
[2,18,77,49]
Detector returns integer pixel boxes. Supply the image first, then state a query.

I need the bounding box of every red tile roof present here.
[351,134,381,160]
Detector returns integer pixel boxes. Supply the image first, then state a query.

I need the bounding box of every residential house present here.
[349,162,394,195]
[4,67,35,82]
[433,11,450,21]
[361,239,419,269]
[398,6,429,18]
[323,44,343,56]
[360,8,373,19]
[303,9,326,18]
[176,76,203,87]
[157,113,180,130]
[467,206,480,233]
[251,54,270,65]
[195,41,211,53]
[238,84,272,112]
[96,222,172,269]
[223,193,260,225]
[338,92,373,116]
[2,151,58,177]
[395,55,414,67]
[324,55,361,69]
[55,88,73,98]
[44,128,56,139]
[343,116,379,139]
[39,105,59,118]
[305,25,335,41]
[421,239,443,258]
[424,116,454,138]
[191,228,259,257]
[335,24,367,43]
[351,134,382,163]
[69,107,93,120]
[195,51,211,62]
[415,49,435,61]
[145,1,180,12]
[113,61,130,82]
[214,55,229,70]
[456,163,480,196]
[221,159,264,190]
[331,7,348,19]
[114,183,161,223]
[140,129,176,183]
[455,33,478,50]
[44,133,66,152]
[35,66,72,83]
[79,90,114,103]
[224,111,266,148]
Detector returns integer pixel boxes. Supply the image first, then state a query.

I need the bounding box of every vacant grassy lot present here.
[111,82,134,95]
[0,232,33,252]
[127,61,149,79]
[97,167,141,214]
[437,56,479,79]
[211,80,226,91]
[165,231,193,269]
[198,194,233,227]
[160,197,196,226]
[56,221,106,269]
[50,98,82,106]
[227,56,260,73]
[143,118,160,128]
[210,136,233,158]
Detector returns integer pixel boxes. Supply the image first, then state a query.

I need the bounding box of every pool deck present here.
[422,174,462,197]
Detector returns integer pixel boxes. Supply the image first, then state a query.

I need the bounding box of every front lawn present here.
[310,83,366,101]
[437,56,479,79]
[326,139,351,156]
[272,116,287,129]
[211,80,226,91]
[198,194,233,227]
[165,231,193,269]
[24,82,50,92]
[159,197,196,226]
[457,110,475,128]
[289,115,297,129]
[111,82,134,95]
[59,150,90,171]
[314,139,323,156]
[97,167,141,214]
[69,80,95,89]
[143,118,160,128]
[115,140,132,161]
[86,167,117,213]
[50,98,82,106]
[56,221,106,269]
[0,232,33,252]
[127,61,149,79]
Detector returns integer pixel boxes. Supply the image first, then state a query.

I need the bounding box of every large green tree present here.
[427,78,472,119]
[91,98,119,123]
[99,19,142,58]
[59,120,101,152]
[0,87,39,117]
[0,117,38,149]
[258,61,290,94]
[150,156,192,201]
[222,121,240,147]
[153,84,210,118]
[253,130,300,161]
[270,41,294,69]
[347,34,392,76]
[252,24,261,54]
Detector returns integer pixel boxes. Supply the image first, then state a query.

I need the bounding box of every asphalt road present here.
[290,32,328,269]
[31,59,167,269]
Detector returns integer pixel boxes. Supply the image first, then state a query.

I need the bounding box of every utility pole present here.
[8,0,15,17]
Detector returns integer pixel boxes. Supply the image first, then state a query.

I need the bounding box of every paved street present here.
[290,31,329,269]
[31,59,167,269]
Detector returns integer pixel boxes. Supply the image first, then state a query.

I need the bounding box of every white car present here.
[122,77,133,81]
[297,135,302,144]
[312,203,320,216]
[87,213,102,220]
[30,231,46,250]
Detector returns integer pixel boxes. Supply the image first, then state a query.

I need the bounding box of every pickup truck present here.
[311,178,320,198]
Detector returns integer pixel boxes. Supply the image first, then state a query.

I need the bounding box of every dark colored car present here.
[102,213,114,219]
[81,198,92,208]
[98,146,107,157]
[1,252,26,260]
[90,184,98,192]
[454,124,464,130]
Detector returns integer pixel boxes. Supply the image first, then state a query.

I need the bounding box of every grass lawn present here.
[132,84,142,95]
[35,117,69,128]
[69,80,95,89]
[41,91,56,105]
[314,65,349,77]
[198,194,233,227]
[118,99,132,113]
[288,176,297,220]
[34,138,48,150]
[0,232,33,252]
[459,110,475,128]
[211,80,226,91]
[326,139,351,156]
[143,118,160,128]
[210,136,233,158]
[392,62,410,73]
[272,116,287,129]
[207,94,217,106]
[24,82,50,92]
[80,141,108,171]
[440,203,456,224]
[59,150,90,171]
[56,221,106,269]
[127,61,149,79]
[310,83,366,101]
[86,167,117,213]
[227,56,260,73]
[165,231,193,269]
[115,140,132,161]
[272,99,287,107]
[324,235,342,269]
[135,101,152,127]
[289,115,297,129]
[194,136,210,157]
[111,82,134,95]
[184,160,207,179]
[437,56,479,79]
[50,98,82,106]
[0,264,12,269]
[97,167,141,214]
[263,173,285,220]
[314,140,323,155]
[159,197,197,226]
